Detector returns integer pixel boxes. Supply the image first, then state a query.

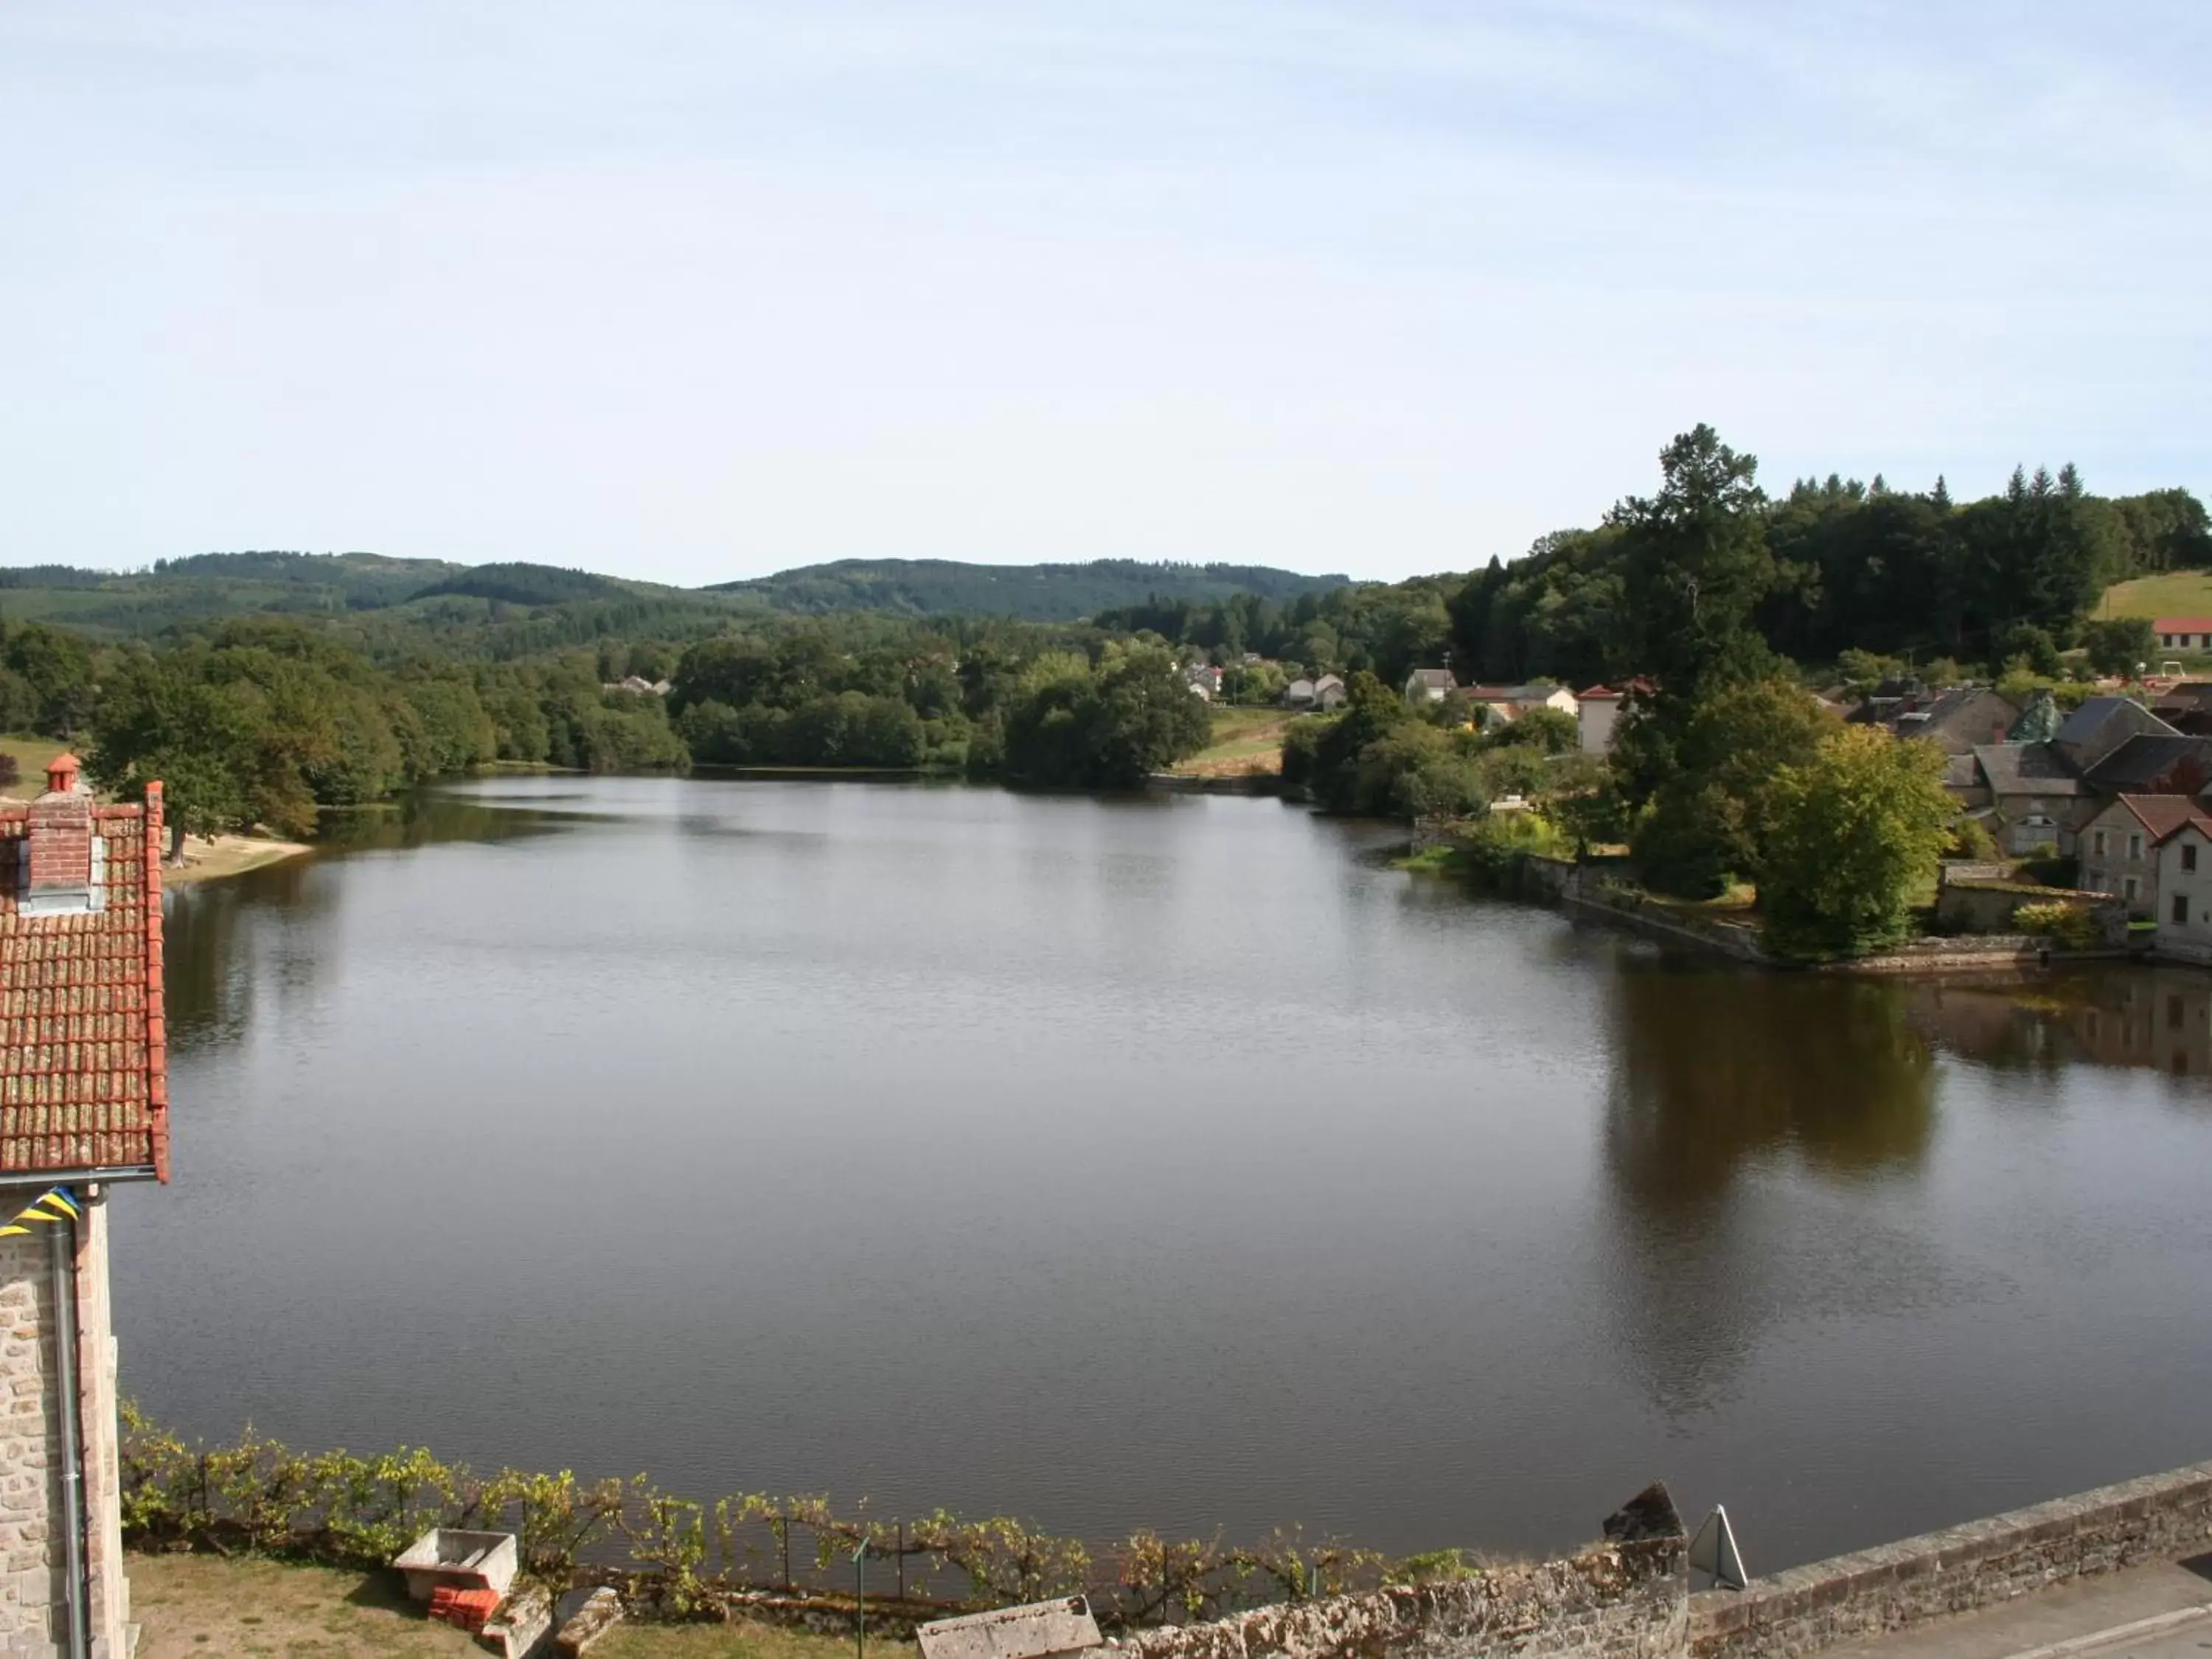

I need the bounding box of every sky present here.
[2,2,2208,587]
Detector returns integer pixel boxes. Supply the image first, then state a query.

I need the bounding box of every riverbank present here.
[163,832,313,886]
[1419,839,2140,976]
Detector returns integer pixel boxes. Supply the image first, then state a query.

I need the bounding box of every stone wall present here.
[1110,1489,1686,1659]
[1688,1461,2212,1659]
[0,1222,61,1657]
[0,1189,128,1659]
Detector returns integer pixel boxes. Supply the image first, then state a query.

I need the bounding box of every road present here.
[1815,1559,2212,1659]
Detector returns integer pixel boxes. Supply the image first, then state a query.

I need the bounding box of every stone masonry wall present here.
[0,1222,61,1658]
[1689,1461,2212,1659]
[1110,1490,1687,1659]
[0,1191,130,1659]
[1112,1542,1686,1659]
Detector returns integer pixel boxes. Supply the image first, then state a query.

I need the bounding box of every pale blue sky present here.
[3,1,2206,584]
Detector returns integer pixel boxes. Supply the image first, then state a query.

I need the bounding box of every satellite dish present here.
[1687,1506,1749,1591]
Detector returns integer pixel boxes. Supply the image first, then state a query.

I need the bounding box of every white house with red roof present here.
[2153,617,2212,653]
[0,754,168,1658]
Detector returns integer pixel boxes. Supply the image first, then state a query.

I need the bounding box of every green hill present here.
[712,558,1349,620]
[2098,570,2212,622]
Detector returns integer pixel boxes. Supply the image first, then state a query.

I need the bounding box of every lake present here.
[116,776,2212,1571]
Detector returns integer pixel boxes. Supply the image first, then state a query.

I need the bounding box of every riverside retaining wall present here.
[1109,1488,1688,1659]
[1688,1462,2212,1659]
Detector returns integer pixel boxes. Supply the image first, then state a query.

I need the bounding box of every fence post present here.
[898,1522,905,1603]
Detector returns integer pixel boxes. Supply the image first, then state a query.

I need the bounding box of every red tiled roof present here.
[0,771,167,1181]
[2152,618,2212,633]
[2109,793,2212,847]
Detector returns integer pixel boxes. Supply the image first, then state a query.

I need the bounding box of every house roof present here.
[1406,668,1455,689]
[0,759,168,1181]
[1461,683,1564,703]
[2056,696,2176,754]
[1579,684,1624,700]
[1312,674,1345,691]
[2104,793,2212,846]
[2152,617,2212,633]
[1972,742,2086,798]
[2080,734,2212,793]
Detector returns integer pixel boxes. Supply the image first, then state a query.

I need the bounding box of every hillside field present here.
[2099,571,2212,621]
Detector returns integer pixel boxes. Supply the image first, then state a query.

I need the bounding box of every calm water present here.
[116,777,2212,1571]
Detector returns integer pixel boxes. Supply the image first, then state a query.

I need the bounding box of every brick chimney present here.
[26,751,97,912]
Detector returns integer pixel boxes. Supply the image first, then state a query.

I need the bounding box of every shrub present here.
[2013,902,2102,949]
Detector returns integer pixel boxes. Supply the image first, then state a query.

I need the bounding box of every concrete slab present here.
[1821,1558,2212,1658]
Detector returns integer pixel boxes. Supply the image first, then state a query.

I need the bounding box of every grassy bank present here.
[1170,706,1295,776]
[2101,571,2212,632]
[130,1552,863,1659]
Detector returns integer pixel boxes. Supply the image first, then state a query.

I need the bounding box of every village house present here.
[2154,813,2212,965]
[0,754,170,1659]
[2079,794,2206,917]
[1964,742,2090,853]
[2153,617,2212,653]
[2054,695,2180,774]
[1453,683,1579,728]
[1402,667,1455,706]
[1281,674,1346,712]
[1890,686,2019,754]
[2079,733,2212,799]
[1183,664,1225,701]
[1576,686,1624,754]
[2150,681,2212,736]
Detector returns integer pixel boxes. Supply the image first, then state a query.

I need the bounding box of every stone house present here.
[0,754,170,1658]
[2154,815,2212,964]
[2079,794,2207,917]
[1963,742,2092,854]
[1891,687,2019,754]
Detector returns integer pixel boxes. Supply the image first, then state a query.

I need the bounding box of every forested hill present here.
[0,551,1345,636]
[709,558,1349,619]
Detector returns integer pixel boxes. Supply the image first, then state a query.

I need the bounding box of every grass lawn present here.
[1171,706,1295,776]
[128,1554,869,1659]
[0,732,67,796]
[2099,572,2212,628]
[131,1554,483,1658]
[598,1619,870,1659]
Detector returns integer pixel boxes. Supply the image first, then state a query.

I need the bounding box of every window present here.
[2171,995,2185,1029]
[2125,877,2140,902]
[2188,844,2200,873]
[2130,832,2144,860]
[2174,894,2191,925]
[2093,830,2107,857]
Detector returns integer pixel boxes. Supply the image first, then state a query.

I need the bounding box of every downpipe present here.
[48,1207,91,1659]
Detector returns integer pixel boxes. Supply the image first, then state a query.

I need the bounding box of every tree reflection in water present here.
[1601,960,1939,1411]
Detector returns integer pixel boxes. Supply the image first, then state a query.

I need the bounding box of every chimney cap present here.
[43,753,83,796]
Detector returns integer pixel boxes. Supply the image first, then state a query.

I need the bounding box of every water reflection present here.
[1909,970,2212,1081]
[1605,963,1937,1208]
[1601,962,1939,1411]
